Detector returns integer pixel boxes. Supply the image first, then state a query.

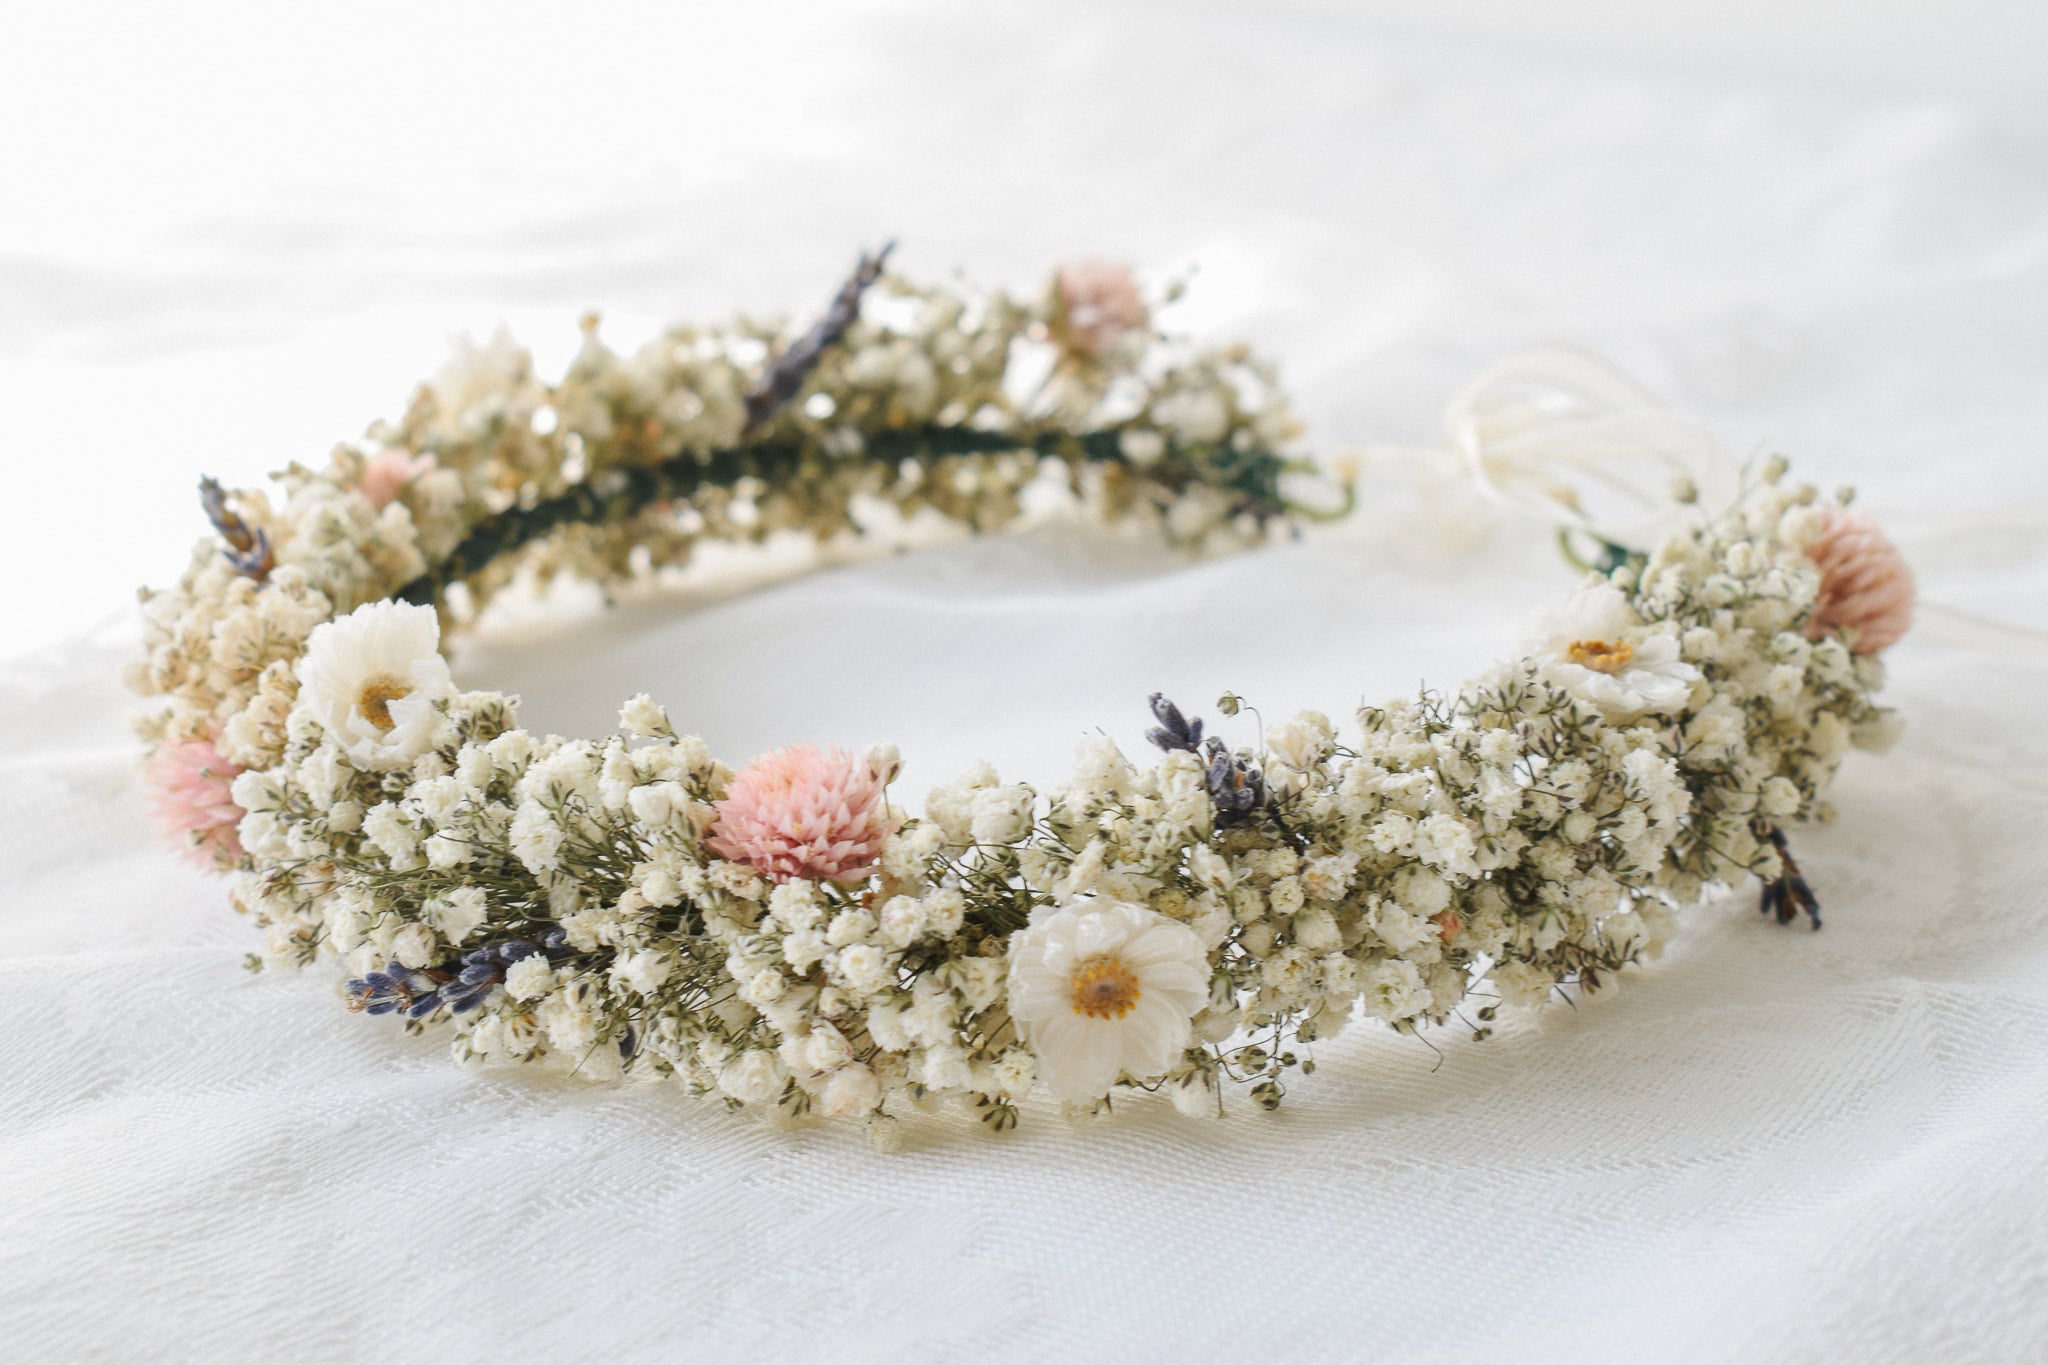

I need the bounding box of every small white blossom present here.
[718,1050,786,1106]
[1491,961,1556,1009]
[818,1064,882,1117]
[508,802,565,874]
[538,986,598,1054]
[612,950,671,997]
[618,693,674,740]
[831,943,892,993]
[1169,1068,1218,1118]
[1265,711,1334,769]
[391,922,437,969]
[1361,958,1430,1022]
[878,895,928,947]
[969,785,1036,845]
[428,886,489,945]
[1188,843,1233,892]
[504,956,554,1002]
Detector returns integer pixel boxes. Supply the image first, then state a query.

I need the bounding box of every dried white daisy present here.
[1531,583,1700,720]
[1006,900,1209,1104]
[296,601,454,771]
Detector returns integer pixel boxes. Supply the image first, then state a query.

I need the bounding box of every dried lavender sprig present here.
[198,476,273,580]
[345,930,570,1021]
[1759,824,1821,930]
[344,965,446,1017]
[742,241,896,434]
[1146,693,1267,828]
[1145,692,1204,753]
[1203,736,1264,823]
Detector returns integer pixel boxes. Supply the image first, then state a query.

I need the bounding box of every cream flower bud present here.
[618,693,675,740]
[1266,712,1334,770]
[969,785,1036,845]
[818,1064,882,1117]
[504,955,554,1002]
[718,1050,786,1106]
[391,923,437,969]
[429,886,488,945]
[1188,843,1233,892]
[864,743,903,785]
[1169,1068,1218,1118]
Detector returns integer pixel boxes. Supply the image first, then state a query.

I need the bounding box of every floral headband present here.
[132,248,1913,1145]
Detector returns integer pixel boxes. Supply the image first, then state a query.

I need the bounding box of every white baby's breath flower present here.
[1006,900,1210,1104]
[1301,850,1357,901]
[1265,711,1334,770]
[1290,906,1342,953]
[826,908,875,948]
[1530,584,1700,721]
[1072,733,1134,797]
[1361,958,1430,1022]
[718,1049,786,1106]
[818,1063,882,1117]
[297,602,454,771]
[878,895,928,947]
[1169,1067,1218,1118]
[538,987,598,1054]
[1492,960,1558,1009]
[1118,428,1166,466]
[613,950,672,997]
[508,802,564,874]
[504,955,554,1002]
[991,1048,1037,1098]
[618,693,674,740]
[430,327,533,438]
[423,832,473,871]
[391,922,437,969]
[922,887,966,940]
[429,886,489,945]
[969,785,1036,845]
[881,823,945,881]
[863,742,903,785]
[832,943,892,993]
[1410,814,1480,878]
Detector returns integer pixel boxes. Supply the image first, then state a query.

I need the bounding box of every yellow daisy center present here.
[356,676,412,731]
[1070,955,1142,1020]
[1565,639,1634,674]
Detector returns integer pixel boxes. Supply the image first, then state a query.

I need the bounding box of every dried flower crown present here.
[131,247,1913,1144]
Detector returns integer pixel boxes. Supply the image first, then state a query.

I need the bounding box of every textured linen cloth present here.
[4,5,2047,1360]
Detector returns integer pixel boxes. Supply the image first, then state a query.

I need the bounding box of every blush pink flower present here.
[708,745,897,884]
[1055,260,1148,359]
[1804,507,1914,653]
[360,449,436,510]
[145,737,245,870]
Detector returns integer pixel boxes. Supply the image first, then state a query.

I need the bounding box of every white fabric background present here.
[4,4,2046,1360]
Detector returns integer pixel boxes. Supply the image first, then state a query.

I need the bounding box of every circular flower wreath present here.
[132,248,1914,1143]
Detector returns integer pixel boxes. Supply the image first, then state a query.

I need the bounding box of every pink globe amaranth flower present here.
[1055,260,1148,359]
[360,449,436,510]
[707,745,897,884]
[1805,507,1915,653]
[145,737,245,871]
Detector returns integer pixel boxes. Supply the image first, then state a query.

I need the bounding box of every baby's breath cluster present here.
[131,256,1911,1141]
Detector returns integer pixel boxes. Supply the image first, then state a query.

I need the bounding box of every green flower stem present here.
[392,425,1299,607]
